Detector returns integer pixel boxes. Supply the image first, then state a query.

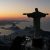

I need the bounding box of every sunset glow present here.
[0,0,50,20]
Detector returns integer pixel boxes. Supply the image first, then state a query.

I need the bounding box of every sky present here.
[0,0,50,20]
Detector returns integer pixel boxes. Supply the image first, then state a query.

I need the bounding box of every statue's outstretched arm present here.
[23,13,31,15]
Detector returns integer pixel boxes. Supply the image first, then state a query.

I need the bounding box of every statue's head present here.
[35,8,38,12]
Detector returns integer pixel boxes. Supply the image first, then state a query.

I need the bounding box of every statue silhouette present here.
[23,8,48,37]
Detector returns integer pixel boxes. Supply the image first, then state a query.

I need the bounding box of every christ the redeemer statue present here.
[23,8,48,37]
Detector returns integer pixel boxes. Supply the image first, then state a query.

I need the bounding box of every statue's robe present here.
[27,12,46,34]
